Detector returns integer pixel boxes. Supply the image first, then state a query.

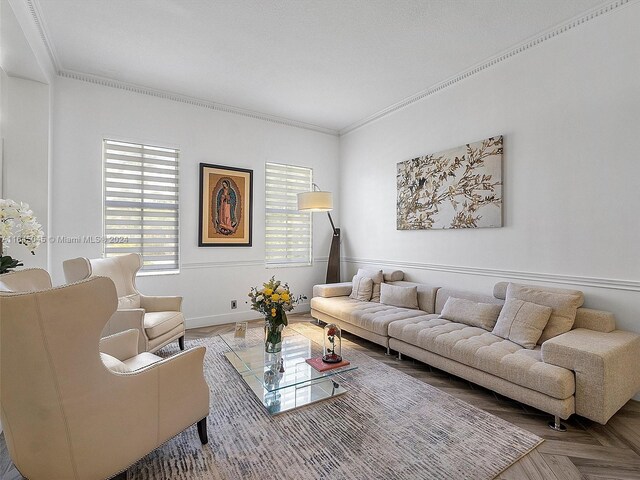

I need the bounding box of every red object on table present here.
[305,356,351,372]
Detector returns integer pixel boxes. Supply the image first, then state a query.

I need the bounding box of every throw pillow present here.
[349,274,373,301]
[492,298,553,349]
[357,268,384,302]
[380,283,419,309]
[439,297,502,331]
[506,283,582,344]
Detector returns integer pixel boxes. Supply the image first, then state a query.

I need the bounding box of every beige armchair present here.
[0,267,52,292]
[0,276,210,480]
[63,253,186,353]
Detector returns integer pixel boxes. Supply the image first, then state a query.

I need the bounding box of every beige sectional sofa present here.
[311,272,640,427]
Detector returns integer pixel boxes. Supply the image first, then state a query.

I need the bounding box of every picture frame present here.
[199,163,253,246]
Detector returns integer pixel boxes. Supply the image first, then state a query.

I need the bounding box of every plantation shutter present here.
[103,139,180,273]
[265,162,312,267]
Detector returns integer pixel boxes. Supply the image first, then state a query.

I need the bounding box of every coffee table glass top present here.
[219,328,358,393]
[220,327,358,414]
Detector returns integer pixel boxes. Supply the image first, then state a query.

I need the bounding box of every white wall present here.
[0,74,50,269]
[339,4,640,333]
[50,76,340,326]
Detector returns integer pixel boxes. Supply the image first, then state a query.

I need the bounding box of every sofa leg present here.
[548,415,567,432]
[385,346,391,356]
[398,353,403,360]
[178,335,185,350]
[197,417,208,445]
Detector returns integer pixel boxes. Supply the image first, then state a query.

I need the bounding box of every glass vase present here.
[264,320,284,353]
[322,323,342,363]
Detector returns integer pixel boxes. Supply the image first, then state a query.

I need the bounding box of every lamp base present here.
[326,228,340,283]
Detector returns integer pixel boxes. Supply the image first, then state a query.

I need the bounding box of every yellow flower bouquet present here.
[248,277,306,353]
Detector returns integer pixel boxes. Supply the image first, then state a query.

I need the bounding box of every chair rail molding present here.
[343,257,640,292]
[181,257,329,270]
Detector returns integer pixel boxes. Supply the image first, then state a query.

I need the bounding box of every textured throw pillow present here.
[506,283,582,344]
[439,297,502,331]
[492,299,553,349]
[357,268,384,302]
[380,283,419,309]
[349,274,373,301]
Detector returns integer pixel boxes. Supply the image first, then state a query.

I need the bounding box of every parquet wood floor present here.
[2,313,638,479]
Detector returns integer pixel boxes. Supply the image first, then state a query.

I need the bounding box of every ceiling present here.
[34,0,608,132]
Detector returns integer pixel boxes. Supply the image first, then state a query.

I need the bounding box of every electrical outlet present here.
[231,300,237,309]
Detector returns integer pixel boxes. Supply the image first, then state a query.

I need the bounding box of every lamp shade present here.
[297,191,333,212]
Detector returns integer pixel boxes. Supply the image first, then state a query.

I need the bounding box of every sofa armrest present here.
[100,329,139,360]
[140,294,183,312]
[107,309,148,352]
[542,328,640,424]
[313,282,352,298]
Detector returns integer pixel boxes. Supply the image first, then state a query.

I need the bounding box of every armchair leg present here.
[178,335,185,350]
[197,417,208,445]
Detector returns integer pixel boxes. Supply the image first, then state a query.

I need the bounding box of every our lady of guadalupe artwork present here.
[199,163,253,246]
[212,177,240,235]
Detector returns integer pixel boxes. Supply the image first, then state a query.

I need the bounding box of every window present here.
[103,139,180,273]
[265,162,312,267]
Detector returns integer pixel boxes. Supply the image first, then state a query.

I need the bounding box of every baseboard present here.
[185,303,311,329]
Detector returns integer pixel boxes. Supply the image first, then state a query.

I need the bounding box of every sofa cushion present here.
[383,270,404,282]
[349,275,373,301]
[439,297,502,331]
[492,299,552,349]
[506,283,582,344]
[311,296,424,336]
[435,288,503,315]
[358,268,384,302]
[388,281,438,313]
[144,311,184,339]
[380,283,419,309]
[388,317,575,399]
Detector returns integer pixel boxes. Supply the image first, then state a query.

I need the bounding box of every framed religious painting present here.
[199,163,253,246]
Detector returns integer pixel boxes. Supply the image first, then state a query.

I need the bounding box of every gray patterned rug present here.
[130,323,542,479]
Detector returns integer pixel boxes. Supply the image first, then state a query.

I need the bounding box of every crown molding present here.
[24,0,633,137]
[57,70,339,136]
[343,257,640,292]
[339,0,634,135]
[24,0,62,73]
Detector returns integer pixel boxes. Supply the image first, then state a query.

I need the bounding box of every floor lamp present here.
[298,184,340,283]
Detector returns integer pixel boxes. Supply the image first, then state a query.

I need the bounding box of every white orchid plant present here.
[0,199,44,273]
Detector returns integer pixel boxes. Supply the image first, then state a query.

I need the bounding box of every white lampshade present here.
[297,191,333,212]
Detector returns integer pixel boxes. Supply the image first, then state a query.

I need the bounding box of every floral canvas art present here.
[397,136,503,230]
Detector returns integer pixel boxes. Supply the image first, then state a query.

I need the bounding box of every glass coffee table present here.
[220,328,357,415]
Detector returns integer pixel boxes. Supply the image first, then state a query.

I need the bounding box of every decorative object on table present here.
[397,136,503,230]
[248,276,306,353]
[306,356,351,372]
[198,163,253,246]
[297,183,340,283]
[234,321,248,338]
[322,323,342,363]
[0,199,44,274]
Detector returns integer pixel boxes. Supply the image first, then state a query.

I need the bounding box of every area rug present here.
[129,324,542,479]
